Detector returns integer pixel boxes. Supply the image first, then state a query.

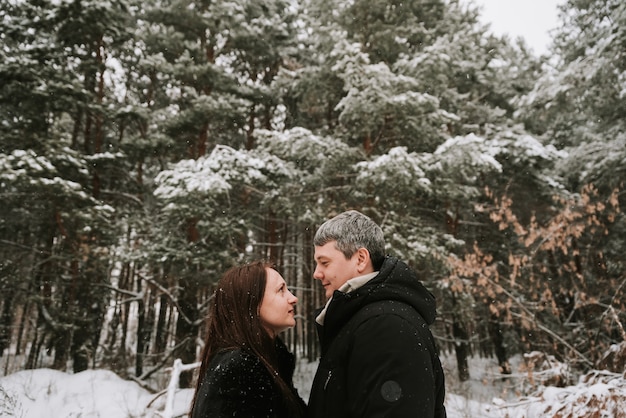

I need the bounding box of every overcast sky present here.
[472,0,564,55]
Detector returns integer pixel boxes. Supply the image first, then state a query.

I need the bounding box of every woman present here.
[189,261,306,418]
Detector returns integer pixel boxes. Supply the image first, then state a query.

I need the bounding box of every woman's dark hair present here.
[189,261,303,416]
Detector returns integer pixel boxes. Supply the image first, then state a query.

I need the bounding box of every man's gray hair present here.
[314,210,386,270]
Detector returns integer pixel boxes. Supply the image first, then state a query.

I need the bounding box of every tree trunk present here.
[452,293,470,381]
[135,278,146,376]
[303,226,320,362]
[452,319,470,381]
[154,293,169,355]
[52,326,71,370]
[489,314,511,374]
[0,289,15,356]
[15,301,30,355]
[71,260,106,373]
[175,276,198,387]
[119,263,132,365]
[138,286,155,376]
[175,220,201,387]
[25,324,45,370]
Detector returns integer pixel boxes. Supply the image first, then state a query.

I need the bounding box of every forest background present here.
[0,0,624,408]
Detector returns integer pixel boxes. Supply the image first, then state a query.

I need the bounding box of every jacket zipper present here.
[323,370,332,390]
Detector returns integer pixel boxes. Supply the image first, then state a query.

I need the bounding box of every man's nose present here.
[313,266,322,280]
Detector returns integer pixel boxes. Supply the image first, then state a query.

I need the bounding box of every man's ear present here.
[355,247,373,273]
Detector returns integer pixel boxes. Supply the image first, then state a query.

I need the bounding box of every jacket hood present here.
[321,256,438,340]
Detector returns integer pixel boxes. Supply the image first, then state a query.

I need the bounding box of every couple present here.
[189,210,447,418]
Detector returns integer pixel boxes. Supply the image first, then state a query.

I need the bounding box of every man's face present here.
[313,241,360,299]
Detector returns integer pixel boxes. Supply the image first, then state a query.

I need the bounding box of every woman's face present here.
[259,268,298,337]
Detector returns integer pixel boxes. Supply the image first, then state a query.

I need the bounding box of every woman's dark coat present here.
[307,256,447,418]
[192,339,304,418]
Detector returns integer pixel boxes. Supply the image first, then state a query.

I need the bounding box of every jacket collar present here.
[315,271,379,325]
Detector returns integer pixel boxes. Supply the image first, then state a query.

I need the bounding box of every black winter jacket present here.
[307,256,447,418]
[192,339,305,418]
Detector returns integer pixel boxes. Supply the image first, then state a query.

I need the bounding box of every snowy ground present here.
[0,354,624,417]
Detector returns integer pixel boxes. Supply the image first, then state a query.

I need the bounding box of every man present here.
[308,210,446,418]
